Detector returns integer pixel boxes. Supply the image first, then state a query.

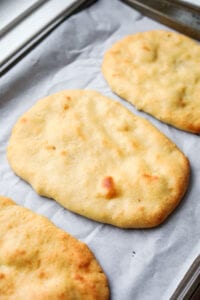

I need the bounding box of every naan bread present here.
[7,90,189,228]
[0,196,109,299]
[102,30,200,133]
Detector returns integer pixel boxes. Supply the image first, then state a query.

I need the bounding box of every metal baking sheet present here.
[121,0,200,41]
[0,0,97,75]
[0,0,200,299]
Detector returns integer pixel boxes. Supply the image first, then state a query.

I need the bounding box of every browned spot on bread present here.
[101,138,109,147]
[65,96,71,100]
[115,148,123,157]
[60,233,69,242]
[132,140,139,149]
[122,125,130,131]
[143,173,159,181]
[8,224,14,229]
[142,45,150,51]
[46,145,56,150]
[110,50,120,55]
[20,117,27,123]
[77,252,91,269]
[102,176,116,199]
[0,273,5,279]
[38,271,47,279]
[18,249,26,255]
[0,197,15,207]
[63,104,69,110]
[124,59,132,64]
[60,150,67,156]
[58,293,65,300]
[13,249,26,257]
[76,127,85,140]
[75,274,84,282]
[117,124,130,132]
[112,73,119,77]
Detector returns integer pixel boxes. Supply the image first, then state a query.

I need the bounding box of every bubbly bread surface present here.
[0,196,109,300]
[102,30,200,133]
[7,90,190,228]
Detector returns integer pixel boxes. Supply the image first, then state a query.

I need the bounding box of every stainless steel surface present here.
[170,255,200,299]
[0,0,97,75]
[0,0,46,36]
[121,0,200,40]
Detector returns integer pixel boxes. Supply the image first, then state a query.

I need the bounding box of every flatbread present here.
[102,30,200,133]
[0,196,109,299]
[7,90,189,228]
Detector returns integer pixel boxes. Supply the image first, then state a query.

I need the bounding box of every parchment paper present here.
[0,0,200,299]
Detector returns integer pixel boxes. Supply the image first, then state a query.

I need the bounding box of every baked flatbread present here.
[7,90,189,228]
[0,196,109,299]
[102,30,200,133]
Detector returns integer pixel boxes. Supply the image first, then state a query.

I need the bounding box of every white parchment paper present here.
[1,0,200,299]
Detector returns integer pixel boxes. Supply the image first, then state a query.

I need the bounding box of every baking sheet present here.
[0,0,200,299]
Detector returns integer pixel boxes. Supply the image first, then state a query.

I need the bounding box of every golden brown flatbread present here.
[7,90,189,228]
[102,30,200,133]
[0,196,109,299]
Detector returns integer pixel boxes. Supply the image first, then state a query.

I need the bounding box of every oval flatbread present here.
[0,196,109,299]
[102,30,200,133]
[7,90,189,228]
